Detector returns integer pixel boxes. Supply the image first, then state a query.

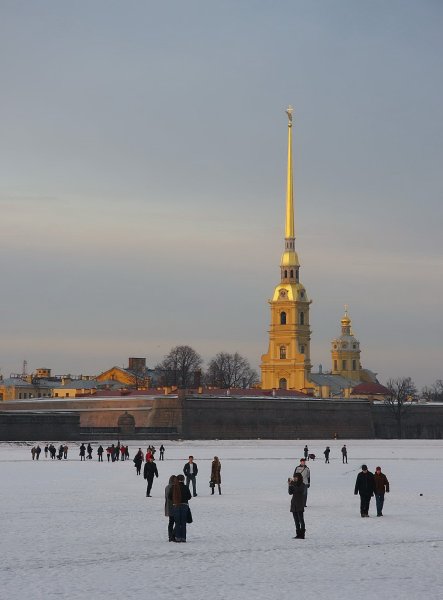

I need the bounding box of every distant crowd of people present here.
[31,444,68,460]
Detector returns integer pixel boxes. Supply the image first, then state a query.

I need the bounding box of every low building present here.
[0,377,53,401]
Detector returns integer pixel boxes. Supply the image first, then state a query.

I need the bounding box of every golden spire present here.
[285,105,294,239]
[280,106,299,275]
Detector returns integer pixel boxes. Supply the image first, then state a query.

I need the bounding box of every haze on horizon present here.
[0,1,442,389]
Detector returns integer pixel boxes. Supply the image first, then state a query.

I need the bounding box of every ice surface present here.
[1,439,442,600]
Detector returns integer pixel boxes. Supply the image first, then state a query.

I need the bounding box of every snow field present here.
[1,439,442,600]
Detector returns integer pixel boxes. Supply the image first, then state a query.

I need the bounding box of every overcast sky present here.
[0,1,442,388]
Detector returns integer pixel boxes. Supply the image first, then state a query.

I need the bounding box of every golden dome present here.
[280,250,299,268]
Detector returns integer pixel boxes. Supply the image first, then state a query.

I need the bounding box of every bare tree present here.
[385,377,417,438]
[206,352,259,389]
[421,380,443,403]
[155,345,203,389]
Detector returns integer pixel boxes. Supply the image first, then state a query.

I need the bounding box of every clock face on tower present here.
[279,289,287,298]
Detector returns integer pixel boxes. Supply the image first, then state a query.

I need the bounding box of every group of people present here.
[31,444,68,460]
[288,448,391,539]
[354,465,390,517]
[105,443,130,462]
[302,444,348,463]
[163,456,222,543]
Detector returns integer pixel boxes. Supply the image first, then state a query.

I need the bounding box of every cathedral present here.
[260,108,377,396]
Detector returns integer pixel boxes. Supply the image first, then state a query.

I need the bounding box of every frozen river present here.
[1,439,442,600]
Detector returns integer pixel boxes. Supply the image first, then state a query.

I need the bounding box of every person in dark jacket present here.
[324,446,330,463]
[183,456,198,497]
[210,456,222,495]
[97,445,104,462]
[133,448,144,475]
[341,445,348,464]
[303,445,309,460]
[165,475,177,541]
[143,457,159,497]
[168,474,192,542]
[374,466,390,516]
[159,444,165,460]
[87,443,93,460]
[354,464,375,517]
[288,473,306,539]
[79,443,86,461]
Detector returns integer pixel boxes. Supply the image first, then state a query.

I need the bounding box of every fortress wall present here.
[180,397,374,439]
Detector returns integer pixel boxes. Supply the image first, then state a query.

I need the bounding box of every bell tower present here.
[260,107,312,391]
[331,307,362,380]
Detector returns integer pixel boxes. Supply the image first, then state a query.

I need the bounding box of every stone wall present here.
[1,394,442,440]
[0,412,80,441]
[180,396,374,439]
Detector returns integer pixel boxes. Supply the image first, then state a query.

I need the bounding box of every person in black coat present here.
[79,443,86,461]
[183,456,198,497]
[324,446,330,463]
[143,457,159,497]
[133,448,144,475]
[97,445,104,462]
[288,473,306,539]
[354,464,375,517]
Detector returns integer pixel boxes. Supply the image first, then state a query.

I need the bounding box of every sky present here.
[0,1,442,389]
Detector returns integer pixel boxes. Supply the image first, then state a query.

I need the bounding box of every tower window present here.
[300,344,305,354]
[280,346,287,359]
[296,269,299,282]
[352,360,357,370]
[342,360,346,370]
[290,270,294,278]
[300,312,304,325]
[284,270,288,278]
[280,312,287,325]
[334,360,337,371]
[353,344,357,349]
[279,378,287,390]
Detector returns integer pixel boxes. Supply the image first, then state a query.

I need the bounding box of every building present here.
[0,376,53,401]
[96,357,155,389]
[260,107,313,392]
[260,108,379,395]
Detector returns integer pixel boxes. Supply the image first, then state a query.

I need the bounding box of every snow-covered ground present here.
[1,439,442,600]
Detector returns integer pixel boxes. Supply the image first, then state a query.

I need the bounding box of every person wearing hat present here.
[354,465,375,517]
[293,458,311,507]
[374,466,390,516]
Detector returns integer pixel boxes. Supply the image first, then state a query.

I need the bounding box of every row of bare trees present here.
[154,345,259,389]
[384,377,443,438]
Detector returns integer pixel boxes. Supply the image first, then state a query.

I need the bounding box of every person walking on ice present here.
[184,456,198,497]
[354,464,375,517]
[324,446,330,463]
[374,466,390,516]
[341,445,348,464]
[143,456,159,497]
[210,456,222,495]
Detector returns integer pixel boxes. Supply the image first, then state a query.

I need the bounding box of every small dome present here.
[280,250,299,268]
